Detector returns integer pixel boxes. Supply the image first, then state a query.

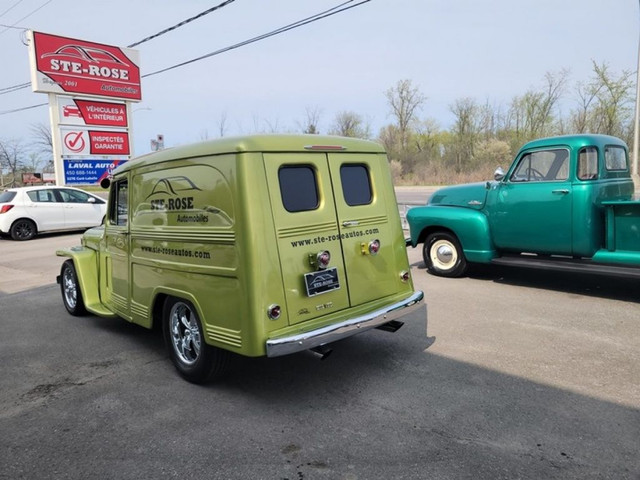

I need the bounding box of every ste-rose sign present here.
[28,31,141,101]
[27,30,142,186]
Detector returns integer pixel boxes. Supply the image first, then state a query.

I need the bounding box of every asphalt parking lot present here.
[0,232,639,479]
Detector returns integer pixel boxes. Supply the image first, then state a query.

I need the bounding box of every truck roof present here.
[520,133,627,151]
[115,134,386,174]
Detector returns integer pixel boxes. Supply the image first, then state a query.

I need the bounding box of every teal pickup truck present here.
[407,134,640,278]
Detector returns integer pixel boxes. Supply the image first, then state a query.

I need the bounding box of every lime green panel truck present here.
[407,134,640,279]
[57,135,427,383]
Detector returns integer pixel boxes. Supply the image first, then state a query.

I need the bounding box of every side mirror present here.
[88,197,96,203]
[100,177,111,189]
[494,167,505,181]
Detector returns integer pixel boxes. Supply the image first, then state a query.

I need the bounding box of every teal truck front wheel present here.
[424,232,468,278]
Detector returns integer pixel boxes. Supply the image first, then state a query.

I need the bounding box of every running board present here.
[490,256,640,279]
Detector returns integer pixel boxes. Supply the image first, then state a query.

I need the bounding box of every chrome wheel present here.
[62,266,78,310]
[60,260,87,316]
[169,301,202,365]
[163,297,231,383]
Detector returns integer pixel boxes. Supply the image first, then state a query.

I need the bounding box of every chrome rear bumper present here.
[265,291,426,358]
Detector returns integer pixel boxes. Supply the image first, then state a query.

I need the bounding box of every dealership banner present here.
[60,127,130,156]
[28,31,141,101]
[58,96,128,127]
[63,159,126,185]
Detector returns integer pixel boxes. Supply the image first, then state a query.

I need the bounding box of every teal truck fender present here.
[406,205,496,276]
[56,246,116,318]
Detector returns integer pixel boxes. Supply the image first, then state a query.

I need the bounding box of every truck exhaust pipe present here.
[309,344,333,360]
[376,320,404,333]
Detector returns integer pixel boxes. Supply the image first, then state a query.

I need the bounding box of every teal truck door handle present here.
[552,189,570,195]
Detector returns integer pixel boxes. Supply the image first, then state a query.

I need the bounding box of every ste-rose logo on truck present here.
[144,175,234,226]
[146,176,208,223]
[32,31,141,101]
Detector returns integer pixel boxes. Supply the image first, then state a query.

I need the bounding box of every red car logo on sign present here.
[62,105,82,118]
[42,45,131,80]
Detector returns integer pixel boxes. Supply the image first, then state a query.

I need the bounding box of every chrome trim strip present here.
[265,290,425,357]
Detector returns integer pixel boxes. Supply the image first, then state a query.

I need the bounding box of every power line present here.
[0,0,237,93]
[0,0,372,116]
[0,0,53,35]
[143,0,370,78]
[0,23,26,30]
[0,0,26,19]
[128,0,236,48]
[0,102,47,116]
[0,82,30,94]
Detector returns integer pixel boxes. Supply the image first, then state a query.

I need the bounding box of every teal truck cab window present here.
[605,146,627,171]
[578,147,598,180]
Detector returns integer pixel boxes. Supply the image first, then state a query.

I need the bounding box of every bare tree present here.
[384,79,425,150]
[218,111,228,137]
[589,61,634,142]
[30,122,54,171]
[298,106,322,134]
[30,122,53,154]
[328,111,371,138]
[449,97,481,171]
[501,70,567,149]
[0,138,26,187]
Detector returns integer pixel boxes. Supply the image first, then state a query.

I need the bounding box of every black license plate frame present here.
[304,267,340,297]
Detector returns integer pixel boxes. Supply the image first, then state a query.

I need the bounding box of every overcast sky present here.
[1,0,639,156]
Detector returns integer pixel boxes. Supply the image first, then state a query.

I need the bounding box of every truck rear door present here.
[328,153,401,306]
[265,153,350,325]
[265,151,402,326]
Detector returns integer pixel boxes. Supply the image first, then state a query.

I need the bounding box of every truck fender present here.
[56,246,115,317]
[406,206,496,264]
[148,287,204,331]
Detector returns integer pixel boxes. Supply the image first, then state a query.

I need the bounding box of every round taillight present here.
[317,250,331,269]
[267,304,281,320]
[368,239,380,255]
[400,270,410,282]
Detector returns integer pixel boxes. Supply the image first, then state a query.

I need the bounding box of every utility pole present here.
[633,0,640,180]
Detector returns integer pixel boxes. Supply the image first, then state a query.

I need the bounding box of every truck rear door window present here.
[605,146,627,171]
[278,165,319,212]
[578,147,598,180]
[340,164,372,206]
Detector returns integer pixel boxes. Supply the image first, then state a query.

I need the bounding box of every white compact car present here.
[0,186,107,240]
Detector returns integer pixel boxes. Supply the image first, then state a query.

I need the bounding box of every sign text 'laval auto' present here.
[28,31,141,101]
